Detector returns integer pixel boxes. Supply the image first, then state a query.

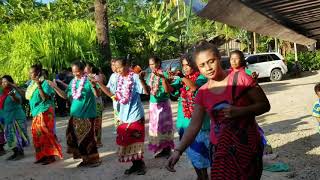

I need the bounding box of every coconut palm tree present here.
[94,0,111,62]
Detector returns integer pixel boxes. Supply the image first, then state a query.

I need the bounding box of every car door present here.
[246,55,259,75]
[256,55,272,77]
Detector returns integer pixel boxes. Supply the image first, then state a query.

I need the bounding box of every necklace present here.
[180,71,200,118]
[116,71,134,104]
[71,76,87,99]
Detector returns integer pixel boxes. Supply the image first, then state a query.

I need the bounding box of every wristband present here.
[111,95,116,101]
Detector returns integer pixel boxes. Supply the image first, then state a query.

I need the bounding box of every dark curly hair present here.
[2,75,14,84]
[193,40,221,61]
[71,60,85,71]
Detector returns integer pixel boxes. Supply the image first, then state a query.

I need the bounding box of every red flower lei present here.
[180,71,200,118]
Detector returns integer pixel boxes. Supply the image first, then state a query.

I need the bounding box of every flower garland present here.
[116,71,134,104]
[180,71,200,118]
[71,76,87,100]
[149,69,162,96]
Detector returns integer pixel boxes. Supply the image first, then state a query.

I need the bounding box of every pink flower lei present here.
[71,75,87,100]
[116,71,134,104]
[149,69,162,96]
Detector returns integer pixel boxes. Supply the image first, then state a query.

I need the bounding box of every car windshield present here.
[144,59,181,73]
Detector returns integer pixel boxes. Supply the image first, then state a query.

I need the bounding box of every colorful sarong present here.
[66,117,100,164]
[5,118,29,150]
[116,119,145,162]
[95,103,103,145]
[148,100,174,153]
[179,128,211,169]
[31,107,63,160]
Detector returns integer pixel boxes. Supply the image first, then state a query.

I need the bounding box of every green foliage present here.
[286,51,320,71]
[120,2,185,49]
[186,15,216,44]
[5,0,319,83]
[0,0,92,33]
[0,20,100,83]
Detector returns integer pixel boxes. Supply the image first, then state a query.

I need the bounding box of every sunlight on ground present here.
[306,146,320,155]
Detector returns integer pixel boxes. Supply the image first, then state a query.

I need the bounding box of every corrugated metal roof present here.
[240,0,320,41]
[192,0,317,45]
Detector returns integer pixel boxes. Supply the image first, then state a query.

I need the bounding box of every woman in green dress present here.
[170,53,211,180]
[27,64,63,165]
[66,60,101,167]
[0,75,29,160]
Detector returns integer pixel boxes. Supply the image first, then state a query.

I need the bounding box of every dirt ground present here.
[1,71,320,180]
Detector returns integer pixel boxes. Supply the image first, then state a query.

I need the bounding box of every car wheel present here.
[270,69,283,81]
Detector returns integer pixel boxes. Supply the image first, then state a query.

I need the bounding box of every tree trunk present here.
[94,0,111,63]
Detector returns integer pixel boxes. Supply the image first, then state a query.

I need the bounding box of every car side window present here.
[270,54,281,61]
[258,55,270,63]
[246,56,258,64]
[170,61,181,72]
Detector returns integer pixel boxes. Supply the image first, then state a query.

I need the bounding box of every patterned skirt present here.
[148,100,174,153]
[66,117,100,164]
[5,118,29,150]
[31,107,63,160]
[116,119,145,162]
[179,128,211,169]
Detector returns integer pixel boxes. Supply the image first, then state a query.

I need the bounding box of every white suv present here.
[245,53,288,81]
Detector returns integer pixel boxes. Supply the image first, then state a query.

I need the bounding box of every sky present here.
[39,0,55,3]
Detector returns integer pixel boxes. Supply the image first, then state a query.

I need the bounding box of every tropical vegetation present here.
[0,0,317,83]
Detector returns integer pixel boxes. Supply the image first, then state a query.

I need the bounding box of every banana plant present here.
[117,1,186,52]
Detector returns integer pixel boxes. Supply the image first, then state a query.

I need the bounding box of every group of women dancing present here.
[0,40,270,180]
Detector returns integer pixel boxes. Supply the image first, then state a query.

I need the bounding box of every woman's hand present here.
[175,71,184,78]
[139,71,146,80]
[222,106,244,119]
[8,90,16,97]
[252,72,259,80]
[154,71,165,79]
[47,80,57,88]
[34,76,42,86]
[166,151,181,172]
[88,75,98,87]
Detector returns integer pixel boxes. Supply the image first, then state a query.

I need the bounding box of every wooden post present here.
[177,0,180,20]
[253,32,257,54]
[294,43,298,62]
[275,37,278,53]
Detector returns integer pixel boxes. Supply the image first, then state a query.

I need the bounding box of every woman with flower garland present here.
[167,41,270,179]
[26,64,63,165]
[65,60,101,167]
[99,58,148,175]
[85,62,103,147]
[143,56,174,158]
[170,53,210,180]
